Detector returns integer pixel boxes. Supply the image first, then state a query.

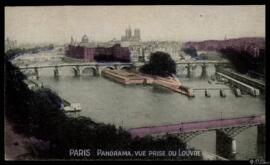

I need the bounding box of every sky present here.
[5,5,265,44]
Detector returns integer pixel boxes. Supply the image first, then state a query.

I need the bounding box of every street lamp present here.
[179,122,182,132]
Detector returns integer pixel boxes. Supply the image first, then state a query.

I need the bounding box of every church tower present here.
[134,28,141,41]
[70,36,75,45]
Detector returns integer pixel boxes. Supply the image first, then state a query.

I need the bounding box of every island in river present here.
[102,68,194,97]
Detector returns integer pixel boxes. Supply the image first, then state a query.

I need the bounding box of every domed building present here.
[66,34,131,62]
[79,34,97,47]
[81,34,89,43]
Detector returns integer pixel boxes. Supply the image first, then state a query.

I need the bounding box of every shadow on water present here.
[257,142,265,159]
[152,84,174,94]
[217,136,264,160]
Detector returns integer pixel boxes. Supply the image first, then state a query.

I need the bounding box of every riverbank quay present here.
[102,69,194,97]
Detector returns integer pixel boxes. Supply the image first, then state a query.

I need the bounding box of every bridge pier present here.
[34,67,39,79]
[233,88,242,97]
[205,89,211,97]
[201,63,207,79]
[232,138,237,155]
[114,64,118,70]
[95,65,100,76]
[257,125,265,146]
[257,125,265,157]
[187,63,191,78]
[54,66,59,78]
[220,89,226,97]
[214,64,220,74]
[130,65,139,72]
[216,130,236,159]
[74,66,80,77]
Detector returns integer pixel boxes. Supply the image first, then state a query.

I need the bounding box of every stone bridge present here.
[133,60,231,78]
[175,60,231,78]
[18,60,231,79]
[19,62,133,78]
[127,115,265,159]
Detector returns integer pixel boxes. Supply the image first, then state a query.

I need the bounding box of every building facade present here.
[66,44,131,62]
[5,37,17,52]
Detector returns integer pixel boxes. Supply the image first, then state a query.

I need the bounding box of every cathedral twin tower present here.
[121,26,141,42]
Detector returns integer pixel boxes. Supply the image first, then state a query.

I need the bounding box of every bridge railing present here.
[128,115,262,130]
[18,62,133,69]
[181,115,262,125]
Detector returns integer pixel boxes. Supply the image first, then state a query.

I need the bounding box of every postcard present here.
[4,5,266,161]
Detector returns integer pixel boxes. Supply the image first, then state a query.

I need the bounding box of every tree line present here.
[220,47,265,76]
[5,44,54,60]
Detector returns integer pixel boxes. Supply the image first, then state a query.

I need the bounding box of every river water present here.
[13,51,265,160]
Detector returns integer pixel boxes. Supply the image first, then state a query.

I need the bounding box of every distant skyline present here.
[5,5,265,44]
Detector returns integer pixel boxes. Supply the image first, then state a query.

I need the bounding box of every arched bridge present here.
[176,60,230,78]
[128,115,265,159]
[19,62,133,78]
[18,60,231,79]
[135,60,231,78]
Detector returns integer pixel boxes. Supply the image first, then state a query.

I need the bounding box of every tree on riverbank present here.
[181,47,198,58]
[220,47,265,76]
[139,51,176,77]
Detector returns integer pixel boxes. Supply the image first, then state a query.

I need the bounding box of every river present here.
[12,50,265,160]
